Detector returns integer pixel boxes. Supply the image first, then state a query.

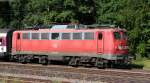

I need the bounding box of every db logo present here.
[53,44,58,48]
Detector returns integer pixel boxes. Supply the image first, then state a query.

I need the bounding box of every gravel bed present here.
[0,62,150,83]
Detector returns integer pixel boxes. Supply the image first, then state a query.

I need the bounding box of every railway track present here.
[0,75,52,83]
[0,62,150,83]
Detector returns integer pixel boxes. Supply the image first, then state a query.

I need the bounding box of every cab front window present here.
[113,32,121,40]
[122,32,127,40]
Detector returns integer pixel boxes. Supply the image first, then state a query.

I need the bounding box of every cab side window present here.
[122,32,127,40]
[32,33,39,40]
[73,33,82,40]
[84,32,94,40]
[52,33,60,40]
[62,33,71,40]
[41,33,49,40]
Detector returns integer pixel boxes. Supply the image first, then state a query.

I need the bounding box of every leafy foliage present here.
[0,0,150,59]
[95,0,150,58]
[0,1,10,28]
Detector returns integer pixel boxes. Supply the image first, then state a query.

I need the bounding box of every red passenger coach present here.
[7,25,130,68]
[0,36,6,56]
[0,29,10,57]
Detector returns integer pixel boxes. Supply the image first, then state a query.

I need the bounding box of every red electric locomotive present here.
[6,24,130,68]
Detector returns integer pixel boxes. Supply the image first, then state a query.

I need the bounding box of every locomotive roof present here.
[14,24,127,33]
[14,28,126,33]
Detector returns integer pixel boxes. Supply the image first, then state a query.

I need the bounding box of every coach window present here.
[41,33,49,40]
[84,32,94,40]
[0,38,2,45]
[51,33,60,40]
[32,33,39,40]
[62,33,71,40]
[98,33,102,40]
[73,33,82,40]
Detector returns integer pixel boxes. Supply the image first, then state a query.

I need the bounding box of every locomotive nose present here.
[118,41,128,50]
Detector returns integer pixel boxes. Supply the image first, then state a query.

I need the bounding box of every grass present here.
[0,78,22,83]
[143,60,150,70]
[132,58,150,70]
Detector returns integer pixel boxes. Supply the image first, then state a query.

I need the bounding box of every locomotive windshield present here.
[122,32,127,40]
[113,32,121,40]
[113,31,127,40]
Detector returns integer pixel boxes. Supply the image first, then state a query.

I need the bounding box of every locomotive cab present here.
[113,31,128,54]
[109,29,129,65]
[95,28,130,67]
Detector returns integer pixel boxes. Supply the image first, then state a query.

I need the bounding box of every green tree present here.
[95,0,150,59]
[0,1,10,28]
[9,0,29,29]
[1,0,150,59]
[23,0,96,26]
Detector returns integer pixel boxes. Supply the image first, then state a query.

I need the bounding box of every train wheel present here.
[96,62,105,69]
[9,55,15,62]
[40,56,48,65]
[18,55,27,64]
[90,57,97,66]
[11,55,18,62]
[107,61,114,68]
[69,57,80,67]
[95,58,107,69]
[63,56,71,65]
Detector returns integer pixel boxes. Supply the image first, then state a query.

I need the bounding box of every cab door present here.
[97,32,104,53]
[16,33,21,51]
